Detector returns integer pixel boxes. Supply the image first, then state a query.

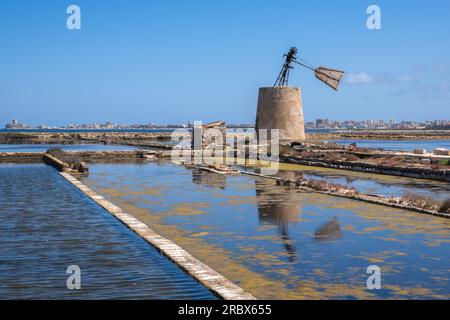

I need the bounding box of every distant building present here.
[315,118,330,128]
[5,119,26,129]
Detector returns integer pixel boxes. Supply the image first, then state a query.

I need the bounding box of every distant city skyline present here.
[4,117,449,130]
[3,115,450,128]
[1,1,449,125]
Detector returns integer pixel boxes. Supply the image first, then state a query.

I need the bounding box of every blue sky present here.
[0,0,449,126]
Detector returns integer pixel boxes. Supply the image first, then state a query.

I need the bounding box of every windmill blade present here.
[315,67,345,91]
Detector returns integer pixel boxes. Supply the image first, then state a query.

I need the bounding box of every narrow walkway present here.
[61,171,256,300]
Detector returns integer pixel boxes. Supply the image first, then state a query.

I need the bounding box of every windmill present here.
[255,47,344,141]
[274,47,345,90]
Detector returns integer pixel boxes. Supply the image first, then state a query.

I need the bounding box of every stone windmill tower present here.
[255,47,344,141]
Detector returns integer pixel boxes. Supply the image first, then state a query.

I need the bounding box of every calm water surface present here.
[0,144,137,153]
[329,139,450,151]
[238,162,450,201]
[81,162,450,299]
[0,164,215,299]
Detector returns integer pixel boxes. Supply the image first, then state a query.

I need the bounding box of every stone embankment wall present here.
[241,169,450,219]
[0,150,158,163]
[62,150,159,162]
[0,152,44,162]
[0,132,172,146]
[43,154,70,172]
[281,155,450,182]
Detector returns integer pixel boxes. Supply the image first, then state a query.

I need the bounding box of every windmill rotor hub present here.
[274,47,345,91]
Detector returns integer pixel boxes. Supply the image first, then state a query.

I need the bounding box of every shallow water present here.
[0,144,138,153]
[81,162,450,299]
[238,162,450,201]
[0,144,140,153]
[328,139,450,151]
[0,164,215,299]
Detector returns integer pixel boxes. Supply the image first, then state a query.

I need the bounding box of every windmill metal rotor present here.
[274,47,345,91]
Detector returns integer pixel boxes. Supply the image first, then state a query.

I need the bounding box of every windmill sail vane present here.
[315,67,345,91]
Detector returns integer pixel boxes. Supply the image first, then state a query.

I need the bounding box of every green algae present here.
[80,162,450,299]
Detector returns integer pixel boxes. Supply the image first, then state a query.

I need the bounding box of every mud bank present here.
[0,132,172,148]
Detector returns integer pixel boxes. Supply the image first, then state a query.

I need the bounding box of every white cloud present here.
[343,64,450,102]
[345,72,374,84]
[344,72,414,85]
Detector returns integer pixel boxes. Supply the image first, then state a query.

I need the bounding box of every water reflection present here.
[192,168,227,189]
[314,217,343,242]
[273,169,305,182]
[193,167,302,261]
[300,170,450,200]
[237,161,450,201]
[81,162,450,299]
[329,139,450,151]
[254,179,302,262]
